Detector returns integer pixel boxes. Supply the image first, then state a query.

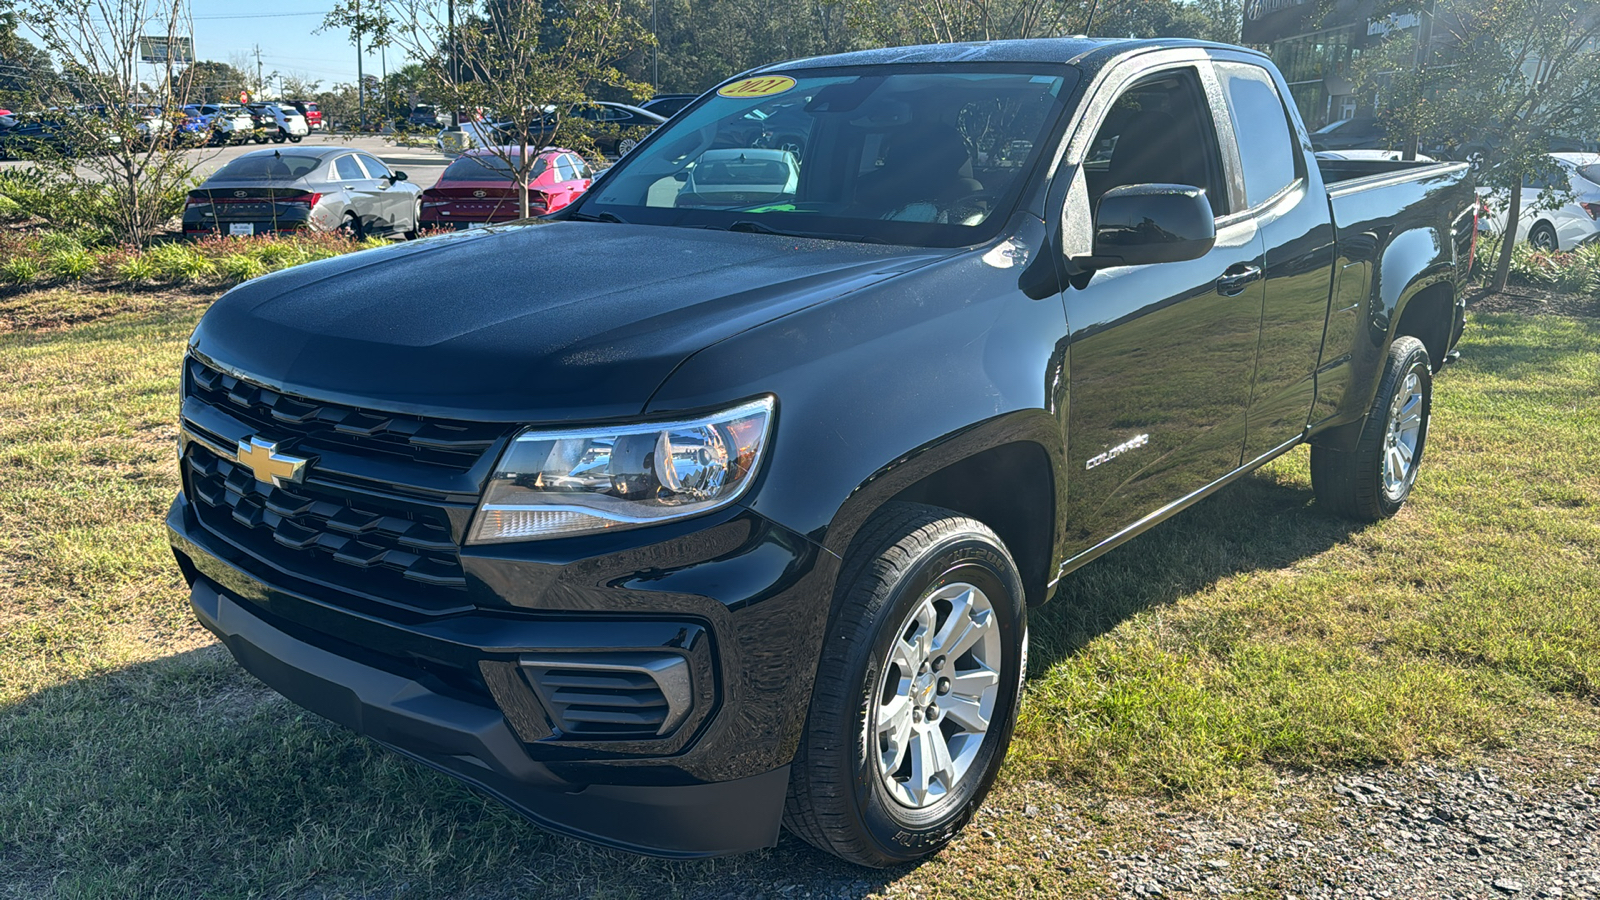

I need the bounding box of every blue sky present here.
[187,1,413,88]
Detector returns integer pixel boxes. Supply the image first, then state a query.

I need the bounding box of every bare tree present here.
[14,0,196,245]
[344,0,651,218]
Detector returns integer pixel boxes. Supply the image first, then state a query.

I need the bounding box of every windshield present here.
[573,66,1077,246]
[213,154,324,180]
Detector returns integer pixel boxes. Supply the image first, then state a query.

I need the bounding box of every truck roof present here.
[757,37,1254,73]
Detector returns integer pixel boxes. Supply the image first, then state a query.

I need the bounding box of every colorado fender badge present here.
[717,75,796,99]
[1086,433,1150,470]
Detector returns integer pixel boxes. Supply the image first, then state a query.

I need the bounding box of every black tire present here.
[783,502,1027,867]
[403,199,422,240]
[288,135,303,143]
[339,212,364,240]
[272,130,287,144]
[1311,335,1432,521]
[1529,222,1559,252]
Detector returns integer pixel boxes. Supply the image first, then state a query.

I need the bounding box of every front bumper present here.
[167,483,839,857]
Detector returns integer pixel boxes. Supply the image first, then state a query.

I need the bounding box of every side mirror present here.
[673,170,690,182]
[392,171,408,182]
[1076,183,1216,270]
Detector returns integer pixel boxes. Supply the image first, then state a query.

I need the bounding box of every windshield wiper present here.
[726,220,884,244]
[564,210,627,223]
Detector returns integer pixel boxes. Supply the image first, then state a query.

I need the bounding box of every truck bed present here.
[1316,157,1465,194]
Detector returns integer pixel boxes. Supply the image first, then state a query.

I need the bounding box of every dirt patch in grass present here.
[0,286,218,333]
[1469,284,1600,318]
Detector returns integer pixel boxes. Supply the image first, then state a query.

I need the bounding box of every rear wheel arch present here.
[1391,280,1455,373]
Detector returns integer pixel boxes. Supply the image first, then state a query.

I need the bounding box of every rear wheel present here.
[1311,336,1432,521]
[404,199,422,240]
[1529,221,1559,252]
[339,212,363,240]
[783,503,1027,867]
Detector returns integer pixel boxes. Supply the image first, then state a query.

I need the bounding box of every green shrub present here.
[35,232,85,254]
[47,247,96,281]
[214,254,268,282]
[1507,244,1597,294]
[0,257,40,285]
[249,241,308,268]
[0,193,22,220]
[145,243,215,282]
[115,254,158,284]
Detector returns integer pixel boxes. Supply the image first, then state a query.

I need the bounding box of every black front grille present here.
[186,444,470,607]
[186,358,505,473]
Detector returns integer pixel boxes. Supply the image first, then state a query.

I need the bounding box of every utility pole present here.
[356,0,366,130]
[652,0,658,92]
[448,0,461,127]
[252,43,263,96]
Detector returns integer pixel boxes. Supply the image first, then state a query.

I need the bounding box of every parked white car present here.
[248,103,309,143]
[1480,153,1600,251]
[1315,149,1435,162]
[674,148,800,208]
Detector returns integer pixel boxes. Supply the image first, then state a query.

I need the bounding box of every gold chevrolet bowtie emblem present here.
[235,437,308,487]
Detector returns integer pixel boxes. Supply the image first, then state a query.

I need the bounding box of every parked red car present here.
[283,100,323,131]
[418,147,593,229]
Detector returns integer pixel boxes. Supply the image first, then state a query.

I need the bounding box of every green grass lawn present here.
[1,301,1597,899]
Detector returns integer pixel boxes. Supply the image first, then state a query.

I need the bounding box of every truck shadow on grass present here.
[1025,457,1360,678]
[0,466,1360,899]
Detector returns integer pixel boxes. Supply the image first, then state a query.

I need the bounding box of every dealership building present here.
[1242,0,1419,129]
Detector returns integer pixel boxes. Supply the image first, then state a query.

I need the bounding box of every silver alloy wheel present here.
[871,581,1002,809]
[1530,225,1558,252]
[1382,368,1425,500]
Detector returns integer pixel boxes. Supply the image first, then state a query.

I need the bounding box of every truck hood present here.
[190,221,946,422]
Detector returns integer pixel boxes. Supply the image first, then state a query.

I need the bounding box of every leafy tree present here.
[368,0,652,217]
[177,60,247,104]
[1358,0,1600,290]
[12,0,198,246]
[278,71,323,100]
[318,0,396,128]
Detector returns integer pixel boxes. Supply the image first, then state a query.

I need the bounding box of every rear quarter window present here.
[1215,62,1299,208]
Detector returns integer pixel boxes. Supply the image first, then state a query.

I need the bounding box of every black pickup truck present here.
[167,38,1478,866]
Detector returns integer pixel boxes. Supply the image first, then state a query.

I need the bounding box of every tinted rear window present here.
[213,155,323,180]
[696,158,789,185]
[1579,163,1600,186]
[441,155,549,181]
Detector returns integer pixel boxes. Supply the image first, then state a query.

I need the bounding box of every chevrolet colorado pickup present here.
[168,38,1477,866]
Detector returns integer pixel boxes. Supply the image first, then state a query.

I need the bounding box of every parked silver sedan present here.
[183,147,422,239]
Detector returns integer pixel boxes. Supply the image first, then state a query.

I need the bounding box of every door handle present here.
[1217,264,1262,297]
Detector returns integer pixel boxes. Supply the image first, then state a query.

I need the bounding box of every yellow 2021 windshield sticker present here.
[717,75,796,99]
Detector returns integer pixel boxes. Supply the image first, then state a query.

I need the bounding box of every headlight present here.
[468,397,774,544]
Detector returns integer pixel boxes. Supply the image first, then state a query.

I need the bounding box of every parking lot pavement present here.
[0,133,455,189]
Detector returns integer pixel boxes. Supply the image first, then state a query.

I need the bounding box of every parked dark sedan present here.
[183,147,422,239]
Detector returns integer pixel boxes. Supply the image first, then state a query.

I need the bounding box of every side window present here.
[555,157,577,182]
[1215,62,1299,208]
[334,154,364,182]
[572,156,593,179]
[358,154,393,179]
[1083,67,1229,217]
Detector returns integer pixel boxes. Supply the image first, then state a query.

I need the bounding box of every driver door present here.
[1058,60,1266,558]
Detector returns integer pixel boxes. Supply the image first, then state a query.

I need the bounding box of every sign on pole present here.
[138,36,195,64]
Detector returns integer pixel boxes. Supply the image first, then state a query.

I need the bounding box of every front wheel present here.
[783,503,1027,867]
[288,135,303,143]
[1311,335,1432,521]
